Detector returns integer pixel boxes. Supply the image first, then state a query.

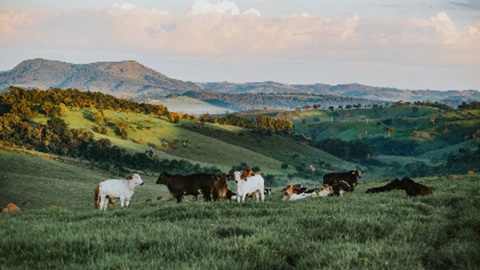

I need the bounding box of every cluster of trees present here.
[197,113,293,136]
[313,138,375,162]
[458,101,480,110]
[1,86,169,118]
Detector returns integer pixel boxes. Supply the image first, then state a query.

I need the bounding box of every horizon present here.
[1,0,479,91]
[3,57,480,92]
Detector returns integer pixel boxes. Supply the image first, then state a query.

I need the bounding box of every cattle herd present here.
[94,167,433,210]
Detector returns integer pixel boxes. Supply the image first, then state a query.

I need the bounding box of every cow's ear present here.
[351,171,356,174]
[126,175,133,180]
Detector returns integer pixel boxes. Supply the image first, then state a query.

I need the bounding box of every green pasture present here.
[1,150,479,269]
[32,108,360,177]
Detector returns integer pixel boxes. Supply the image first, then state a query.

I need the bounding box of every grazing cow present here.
[98,173,144,211]
[366,177,433,197]
[323,167,366,190]
[156,172,227,203]
[94,185,116,209]
[233,171,265,203]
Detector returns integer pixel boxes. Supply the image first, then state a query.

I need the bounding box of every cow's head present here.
[156,172,171,185]
[127,173,144,186]
[233,171,243,182]
[241,169,254,179]
[212,173,228,198]
[354,167,366,179]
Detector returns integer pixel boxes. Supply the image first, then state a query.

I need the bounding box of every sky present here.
[0,0,479,90]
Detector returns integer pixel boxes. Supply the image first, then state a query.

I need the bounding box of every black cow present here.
[156,172,227,203]
[323,167,366,191]
[366,178,402,193]
[366,177,433,197]
[400,177,433,196]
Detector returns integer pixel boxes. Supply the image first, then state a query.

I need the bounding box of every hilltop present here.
[0,58,200,95]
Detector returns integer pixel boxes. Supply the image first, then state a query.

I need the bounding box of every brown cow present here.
[400,177,433,196]
[156,172,227,203]
[366,179,403,193]
[366,177,433,197]
[212,173,228,201]
[281,184,307,201]
[323,167,366,191]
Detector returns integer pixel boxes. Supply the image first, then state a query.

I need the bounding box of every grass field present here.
[1,150,479,269]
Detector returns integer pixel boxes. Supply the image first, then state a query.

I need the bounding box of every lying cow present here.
[282,184,306,201]
[332,180,354,196]
[366,177,433,197]
[233,171,265,203]
[282,184,335,201]
[156,172,227,203]
[323,167,366,191]
[97,173,144,211]
[366,178,402,194]
[401,177,433,196]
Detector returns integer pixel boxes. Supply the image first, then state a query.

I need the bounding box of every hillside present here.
[240,104,480,177]
[0,58,200,94]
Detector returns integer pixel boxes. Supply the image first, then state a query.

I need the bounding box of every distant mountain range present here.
[1,58,479,110]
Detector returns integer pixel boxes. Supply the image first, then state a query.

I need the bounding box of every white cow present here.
[98,173,144,211]
[233,171,265,203]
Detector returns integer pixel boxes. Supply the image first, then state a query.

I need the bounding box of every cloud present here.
[0,9,48,39]
[0,1,479,71]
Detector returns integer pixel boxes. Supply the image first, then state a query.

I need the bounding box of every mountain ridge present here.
[1,59,479,110]
[0,58,201,94]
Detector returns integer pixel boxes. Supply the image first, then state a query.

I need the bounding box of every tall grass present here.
[1,153,479,270]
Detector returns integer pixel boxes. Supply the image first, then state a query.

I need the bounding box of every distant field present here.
[149,96,236,115]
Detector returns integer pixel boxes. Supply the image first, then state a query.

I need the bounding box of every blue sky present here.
[1,0,479,90]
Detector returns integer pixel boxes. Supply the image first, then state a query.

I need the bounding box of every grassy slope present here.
[33,108,355,177]
[0,149,168,209]
[281,106,479,160]
[1,149,479,269]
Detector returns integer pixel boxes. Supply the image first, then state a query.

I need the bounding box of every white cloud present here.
[0,0,479,89]
[112,3,137,11]
[189,0,239,15]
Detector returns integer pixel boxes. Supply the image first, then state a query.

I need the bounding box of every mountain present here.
[197,82,480,107]
[0,58,201,94]
[1,59,479,111]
